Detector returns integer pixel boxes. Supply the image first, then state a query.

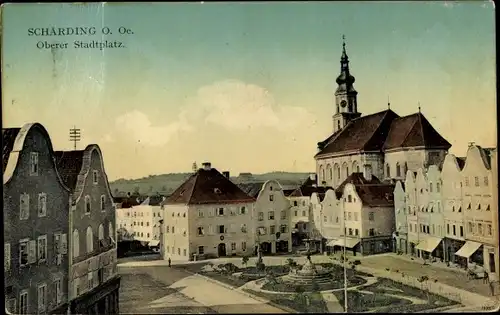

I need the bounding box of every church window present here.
[396,163,401,177]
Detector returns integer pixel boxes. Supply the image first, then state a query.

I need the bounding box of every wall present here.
[126,204,162,243]
[318,189,343,239]
[4,124,70,314]
[393,181,407,236]
[162,204,190,261]
[441,154,466,242]
[188,202,255,259]
[289,196,310,232]
[342,184,363,237]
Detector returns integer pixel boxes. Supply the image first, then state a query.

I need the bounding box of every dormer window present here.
[214,188,221,194]
[92,170,99,184]
[30,152,39,176]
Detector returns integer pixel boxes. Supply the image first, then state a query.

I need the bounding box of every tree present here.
[133,186,140,195]
[113,188,119,196]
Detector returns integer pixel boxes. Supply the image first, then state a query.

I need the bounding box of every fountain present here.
[281,254,336,286]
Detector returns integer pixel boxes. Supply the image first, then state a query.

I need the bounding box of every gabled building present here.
[238,180,292,254]
[287,174,331,246]
[161,163,255,261]
[393,180,408,254]
[3,123,70,315]
[54,144,120,314]
[126,195,165,248]
[314,39,451,188]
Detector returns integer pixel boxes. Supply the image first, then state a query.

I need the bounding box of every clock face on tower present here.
[340,100,347,108]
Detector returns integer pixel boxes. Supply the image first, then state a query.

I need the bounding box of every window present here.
[242,242,247,251]
[347,195,352,202]
[477,203,481,210]
[172,226,175,233]
[5,243,11,271]
[369,228,375,236]
[386,164,390,178]
[218,208,224,216]
[280,211,286,219]
[218,225,225,234]
[323,216,327,222]
[478,223,483,235]
[432,225,435,234]
[100,195,106,211]
[183,249,187,256]
[270,225,276,235]
[452,225,456,236]
[468,222,473,233]
[474,176,479,186]
[347,212,352,220]
[294,210,298,216]
[37,235,47,262]
[19,240,29,266]
[409,224,412,232]
[20,290,28,314]
[198,246,204,254]
[166,226,170,233]
[241,224,247,233]
[85,195,91,214]
[447,224,450,234]
[231,243,236,251]
[269,195,274,201]
[486,204,491,211]
[146,222,149,226]
[92,170,99,184]
[467,203,471,210]
[177,248,181,255]
[197,227,204,236]
[302,210,306,216]
[460,226,464,237]
[37,284,47,312]
[465,177,470,186]
[429,183,433,192]
[293,201,298,206]
[73,229,80,258]
[396,163,401,177]
[348,228,353,235]
[368,212,374,221]
[109,222,114,242]
[268,211,275,220]
[436,182,441,192]
[98,224,104,241]
[88,271,94,289]
[30,152,39,175]
[487,224,492,236]
[38,193,47,217]
[20,193,30,220]
[240,206,246,214]
[280,225,288,233]
[484,176,489,186]
[86,226,94,253]
[458,206,462,213]
[258,212,264,221]
[355,229,359,236]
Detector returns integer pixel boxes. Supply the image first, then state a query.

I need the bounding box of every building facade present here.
[55,144,120,314]
[238,180,292,254]
[315,39,451,188]
[4,123,71,315]
[161,163,255,261]
[393,180,408,254]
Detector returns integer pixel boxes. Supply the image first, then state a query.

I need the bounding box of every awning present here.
[326,239,338,247]
[149,240,160,247]
[333,238,360,248]
[455,241,482,258]
[415,237,442,253]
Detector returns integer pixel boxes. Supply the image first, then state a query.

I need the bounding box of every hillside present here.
[109,171,312,197]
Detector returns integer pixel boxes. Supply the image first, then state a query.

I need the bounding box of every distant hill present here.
[109,171,312,197]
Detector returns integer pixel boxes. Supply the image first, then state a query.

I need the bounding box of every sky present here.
[2,1,496,181]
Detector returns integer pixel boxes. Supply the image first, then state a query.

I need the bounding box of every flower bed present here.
[242,289,329,313]
[333,290,412,312]
[261,275,367,292]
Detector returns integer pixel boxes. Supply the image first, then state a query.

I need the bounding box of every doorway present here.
[218,243,226,257]
[490,253,496,273]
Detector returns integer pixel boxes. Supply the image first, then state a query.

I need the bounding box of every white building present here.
[128,196,164,247]
[161,163,255,261]
[238,180,292,254]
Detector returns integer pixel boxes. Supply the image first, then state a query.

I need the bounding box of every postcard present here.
[2,1,498,314]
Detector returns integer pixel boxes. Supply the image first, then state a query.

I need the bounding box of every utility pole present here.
[69,126,81,150]
[342,197,348,313]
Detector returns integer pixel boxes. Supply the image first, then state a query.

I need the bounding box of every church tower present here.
[332,36,361,133]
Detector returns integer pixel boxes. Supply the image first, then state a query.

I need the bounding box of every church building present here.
[315,38,452,188]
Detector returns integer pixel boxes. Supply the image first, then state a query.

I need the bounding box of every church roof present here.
[383,112,451,150]
[2,128,21,171]
[315,109,399,157]
[315,109,451,158]
[163,167,255,205]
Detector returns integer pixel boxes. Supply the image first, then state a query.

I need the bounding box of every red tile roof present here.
[2,128,21,171]
[383,113,451,150]
[163,167,256,205]
[54,150,85,190]
[316,110,451,157]
[335,172,394,207]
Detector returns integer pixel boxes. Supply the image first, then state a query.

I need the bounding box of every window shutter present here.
[4,243,11,271]
[61,234,68,254]
[28,240,36,264]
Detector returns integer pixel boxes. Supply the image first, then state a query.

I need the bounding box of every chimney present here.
[127,192,131,197]
[202,162,211,170]
[363,164,372,181]
[222,171,230,179]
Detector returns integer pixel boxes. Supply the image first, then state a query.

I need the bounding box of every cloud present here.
[103,110,194,147]
[192,79,316,131]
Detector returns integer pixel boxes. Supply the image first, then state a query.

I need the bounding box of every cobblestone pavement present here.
[118,264,288,314]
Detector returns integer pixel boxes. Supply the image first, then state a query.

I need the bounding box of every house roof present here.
[334,172,382,198]
[456,157,466,170]
[140,195,165,206]
[237,182,265,199]
[283,189,296,197]
[54,150,85,190]
[383,112,451,150]
[2,128,21,171]
[316,110,451,158]
[335,172,394,207]
[289,176,332,197]
[163,167,256,205]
